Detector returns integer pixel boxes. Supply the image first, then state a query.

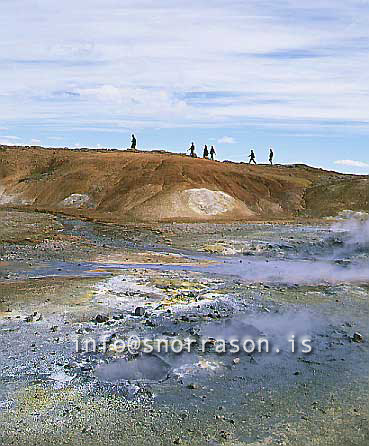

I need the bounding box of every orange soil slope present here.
[0,146,367,222]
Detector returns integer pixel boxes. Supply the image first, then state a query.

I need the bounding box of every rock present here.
[60,193,93,209]
[220,431,231,440]
[352,332,364,343]
[187,383,200,390]
[215,415,225,420]
[134,307,145,317]
[232,358,240,365]
[24,311,42,322]
[145,319,156,327]
[95,314,109,324]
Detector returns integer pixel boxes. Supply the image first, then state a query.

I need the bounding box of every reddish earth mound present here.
[0,146,367,222]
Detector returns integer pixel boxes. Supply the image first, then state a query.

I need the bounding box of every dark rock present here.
[187,383,200,390]
[24,311,42,322]
[134,307,145,317]
[352,332,364,343]
[145,319,156,327]
[220,431,231,440]
[95,314,109,323]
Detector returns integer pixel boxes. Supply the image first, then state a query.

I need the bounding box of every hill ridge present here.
[0,145,368,222]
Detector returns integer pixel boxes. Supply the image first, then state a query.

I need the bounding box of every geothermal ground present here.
[0,208,369,445]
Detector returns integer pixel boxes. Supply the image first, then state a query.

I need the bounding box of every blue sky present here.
[1,0,369,173]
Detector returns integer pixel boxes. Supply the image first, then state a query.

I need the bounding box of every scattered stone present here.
[24,312,42,322]
[187,383,200,390]
[134,307,145,317]
[219,431,231,440]
[352,332,364,343]
[145,319,156,327]
[233,358,240,365]
[95,314,109,324]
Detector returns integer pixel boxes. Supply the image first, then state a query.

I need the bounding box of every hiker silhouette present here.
[131,134,137,149]
[188,142,196,157]
[269,148,274,165]
[203,145,209,158]
[210,146,216,160]
[248,149,256,164]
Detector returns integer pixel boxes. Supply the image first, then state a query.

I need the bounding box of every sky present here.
[1,0,369,173]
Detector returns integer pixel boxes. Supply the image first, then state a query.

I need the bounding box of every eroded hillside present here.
[0,146,367,222]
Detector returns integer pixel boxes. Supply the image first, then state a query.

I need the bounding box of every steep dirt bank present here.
[0,145,367,222]
[304,177,369,217]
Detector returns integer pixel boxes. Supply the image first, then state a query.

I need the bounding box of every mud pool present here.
[0,210,369,445]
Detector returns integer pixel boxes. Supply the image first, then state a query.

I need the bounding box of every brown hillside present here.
[0,146,367,222]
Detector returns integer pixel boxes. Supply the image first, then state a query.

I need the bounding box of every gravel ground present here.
[1,208,369,445]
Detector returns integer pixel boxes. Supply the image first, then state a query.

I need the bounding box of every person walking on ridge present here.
[269,148,274,165]
[203,145,209,159]
[248,149,256,164]
[131,134,137,150]
[187,142,196,157]
[210,145,216,160]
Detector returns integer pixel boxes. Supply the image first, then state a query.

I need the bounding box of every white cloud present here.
[1,135,20,140]
[75,85,189,118]
[218,136,236,144]
[0,140,20,146]
[334,160,369,168]
[0,135,22,146]
[1,1,369,132]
